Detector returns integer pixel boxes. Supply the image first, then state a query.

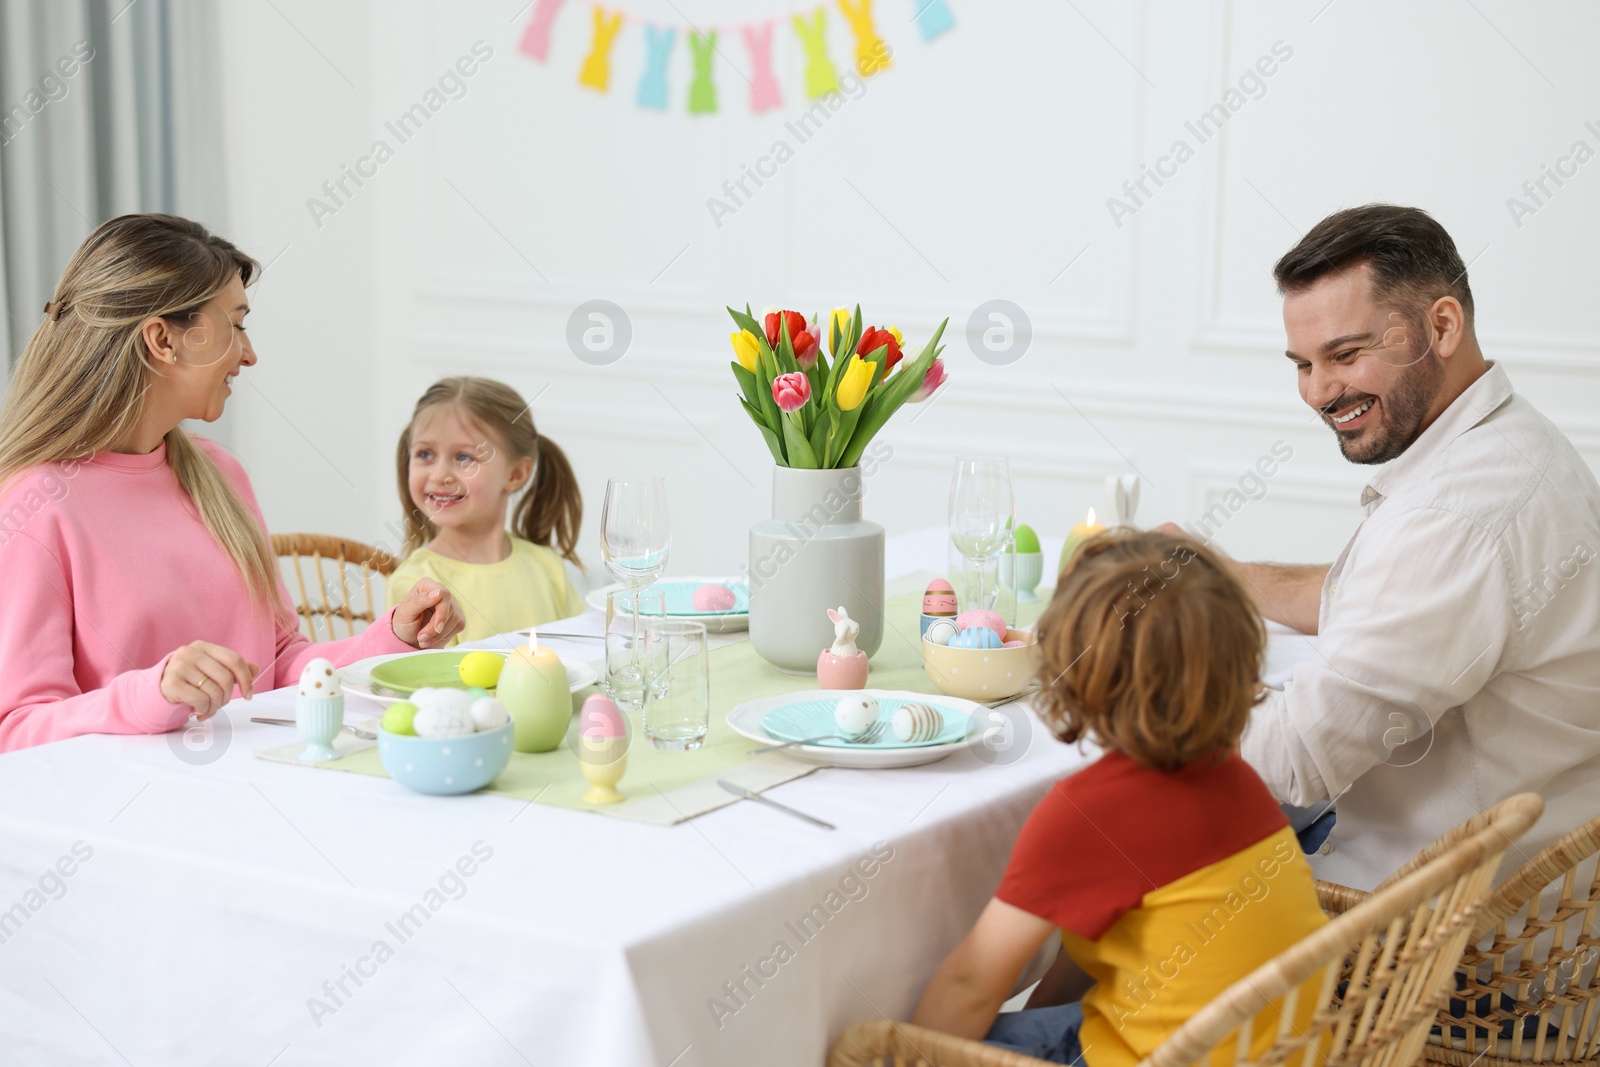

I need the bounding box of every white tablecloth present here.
[0,531,1313,1066]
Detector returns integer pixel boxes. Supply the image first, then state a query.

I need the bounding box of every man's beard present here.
[1326,334,1446,465]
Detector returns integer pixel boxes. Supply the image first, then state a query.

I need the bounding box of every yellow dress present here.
[386,536,585,646]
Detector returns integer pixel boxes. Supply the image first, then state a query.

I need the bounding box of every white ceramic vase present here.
[747,466,884,673]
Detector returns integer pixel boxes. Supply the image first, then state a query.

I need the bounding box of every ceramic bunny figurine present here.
[817,607,869,689]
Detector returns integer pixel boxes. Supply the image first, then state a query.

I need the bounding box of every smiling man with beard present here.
[1215,204,1600,891]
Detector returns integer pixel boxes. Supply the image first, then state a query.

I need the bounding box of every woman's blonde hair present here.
[1034,528,1265,771]
[0,213,284,615]
[396,377,583,564]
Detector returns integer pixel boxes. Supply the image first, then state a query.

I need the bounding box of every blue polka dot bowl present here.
[377,722,514,796]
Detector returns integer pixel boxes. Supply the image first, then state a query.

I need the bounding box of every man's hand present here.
[1149,523,1328,633]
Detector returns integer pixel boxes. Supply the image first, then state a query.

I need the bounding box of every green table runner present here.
[254,588,1046,824]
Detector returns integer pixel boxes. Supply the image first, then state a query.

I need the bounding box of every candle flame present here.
[1087,507,1097,525]
[528,629,537,654]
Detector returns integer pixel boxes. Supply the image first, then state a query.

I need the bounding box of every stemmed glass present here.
[949,456,1014,613]
[600,476,670,700]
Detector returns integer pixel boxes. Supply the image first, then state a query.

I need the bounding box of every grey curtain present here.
[0,0,225,369]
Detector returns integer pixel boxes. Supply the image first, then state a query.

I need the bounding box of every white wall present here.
[219,0,1600,579]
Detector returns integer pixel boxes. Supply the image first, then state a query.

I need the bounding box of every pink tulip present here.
[909,358,947,403]
[773,371,811,412]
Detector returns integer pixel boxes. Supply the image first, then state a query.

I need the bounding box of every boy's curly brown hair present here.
[1033,528,1265,771]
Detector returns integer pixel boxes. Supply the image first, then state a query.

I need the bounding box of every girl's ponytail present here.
[514,435,583,567]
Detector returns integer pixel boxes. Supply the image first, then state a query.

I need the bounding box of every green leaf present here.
[753,345,785,454]
[731,361,759,408]
[727,305,764,342]
[739,396,785,463]
[782,412,818,468]
[808,403,829,458]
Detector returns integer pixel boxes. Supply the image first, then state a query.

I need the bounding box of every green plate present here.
[367,651,504,697]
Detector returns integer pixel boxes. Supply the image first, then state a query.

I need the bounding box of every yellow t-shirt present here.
[997,752,1328,1067]
[386,536,585,645]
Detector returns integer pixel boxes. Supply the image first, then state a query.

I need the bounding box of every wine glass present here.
[949,456,1014,613]
[601,476,670,691]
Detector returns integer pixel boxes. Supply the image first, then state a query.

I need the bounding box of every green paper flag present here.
[792,9,840,99]
[688,30,718,114]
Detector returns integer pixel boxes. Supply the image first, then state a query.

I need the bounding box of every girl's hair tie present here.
[42,300,66,322]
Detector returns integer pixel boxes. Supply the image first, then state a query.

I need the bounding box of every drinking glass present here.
[604,589,665,713]
[601,475,670,679]
[949,456,1014,616]
[640,619,709,751]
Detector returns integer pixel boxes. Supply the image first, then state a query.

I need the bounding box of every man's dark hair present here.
[1273,204,1474,319]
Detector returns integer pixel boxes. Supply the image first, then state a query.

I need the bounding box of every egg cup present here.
[296,694,345,762]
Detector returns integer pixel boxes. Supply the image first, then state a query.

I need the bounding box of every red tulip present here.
[793,325,819,369]
[772,371,811,413]
[856,326,904,372]
[764,309,808,349]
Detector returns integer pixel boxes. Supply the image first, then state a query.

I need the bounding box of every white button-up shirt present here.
[1243,362,1600,890]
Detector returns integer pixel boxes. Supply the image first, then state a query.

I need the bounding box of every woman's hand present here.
[161,641,259,720]
[392,579,465,649]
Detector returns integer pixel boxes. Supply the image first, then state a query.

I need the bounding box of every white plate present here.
[727,689,980,768]
[339,651,599,707]
[585,576,749,633]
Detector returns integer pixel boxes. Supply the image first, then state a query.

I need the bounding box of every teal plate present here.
[761,696,972,749]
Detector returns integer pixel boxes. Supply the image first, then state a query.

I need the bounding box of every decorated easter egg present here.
[950,626,1003,650]
[1012,524,1041,554]
[297,657,341,699]
[1002,639,1027,649]
[458,651,504,689]
[892,702,944,743]
[692,583,738,612]
[922,579,958,617]
[924,618,960,646]
[834,694,880,736]
[411,688,475,738]
[580,694,627,740]
[465,687,490,701]
[469,697,510,732]
[955,609,1007,637]
[381,701,419,735]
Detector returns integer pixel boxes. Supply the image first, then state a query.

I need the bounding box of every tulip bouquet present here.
[727,304,949,469]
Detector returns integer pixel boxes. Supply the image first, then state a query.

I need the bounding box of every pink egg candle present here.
[692,583,737,612]
[578,693,627,804]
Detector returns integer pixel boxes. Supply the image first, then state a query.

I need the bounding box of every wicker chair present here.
[827,792,1545,1067]
[1317,807,1600,1067]
[272,533,398,641]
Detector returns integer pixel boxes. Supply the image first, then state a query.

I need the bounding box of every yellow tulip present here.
[730,330,760,373]
[887,326,903,346]
[836,355,873,411]
[830,307,852,341]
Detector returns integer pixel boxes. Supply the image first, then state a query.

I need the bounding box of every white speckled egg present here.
[924,618,960,646]
[469,697,510,732]
[298,657,341,699]
[893,702,944,743]
[834,695,880,736]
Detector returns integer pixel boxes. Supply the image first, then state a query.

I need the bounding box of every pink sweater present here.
[0,437,412,752]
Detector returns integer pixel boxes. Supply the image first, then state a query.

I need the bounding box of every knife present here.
[717,779,835,830]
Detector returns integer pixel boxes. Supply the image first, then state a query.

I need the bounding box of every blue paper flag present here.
[911,0,954,41]
[638,24,675,110]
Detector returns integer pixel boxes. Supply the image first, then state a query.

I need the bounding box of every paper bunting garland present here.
[838,0,890,78]
[742,22,784,113]
[912,0,955,42]
[637,24,673,110]
[577,6,624,92]
[519,0,954,116]
[518,0,566,61]
[687,31,718,114]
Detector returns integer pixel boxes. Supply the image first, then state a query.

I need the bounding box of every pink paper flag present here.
[518,0,567,62]
[742,22,783,113]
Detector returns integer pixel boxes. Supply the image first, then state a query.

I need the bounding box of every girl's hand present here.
[161,641,259,720]
[393,579,465,649]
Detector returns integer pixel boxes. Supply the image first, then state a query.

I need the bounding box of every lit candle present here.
[1058,507,1107,576]
[497,630,572,753]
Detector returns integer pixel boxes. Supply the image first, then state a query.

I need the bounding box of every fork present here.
[250,717,377,741]
[747,719,887,755]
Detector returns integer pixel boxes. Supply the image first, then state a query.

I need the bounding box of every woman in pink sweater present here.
[0,214,465,752]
